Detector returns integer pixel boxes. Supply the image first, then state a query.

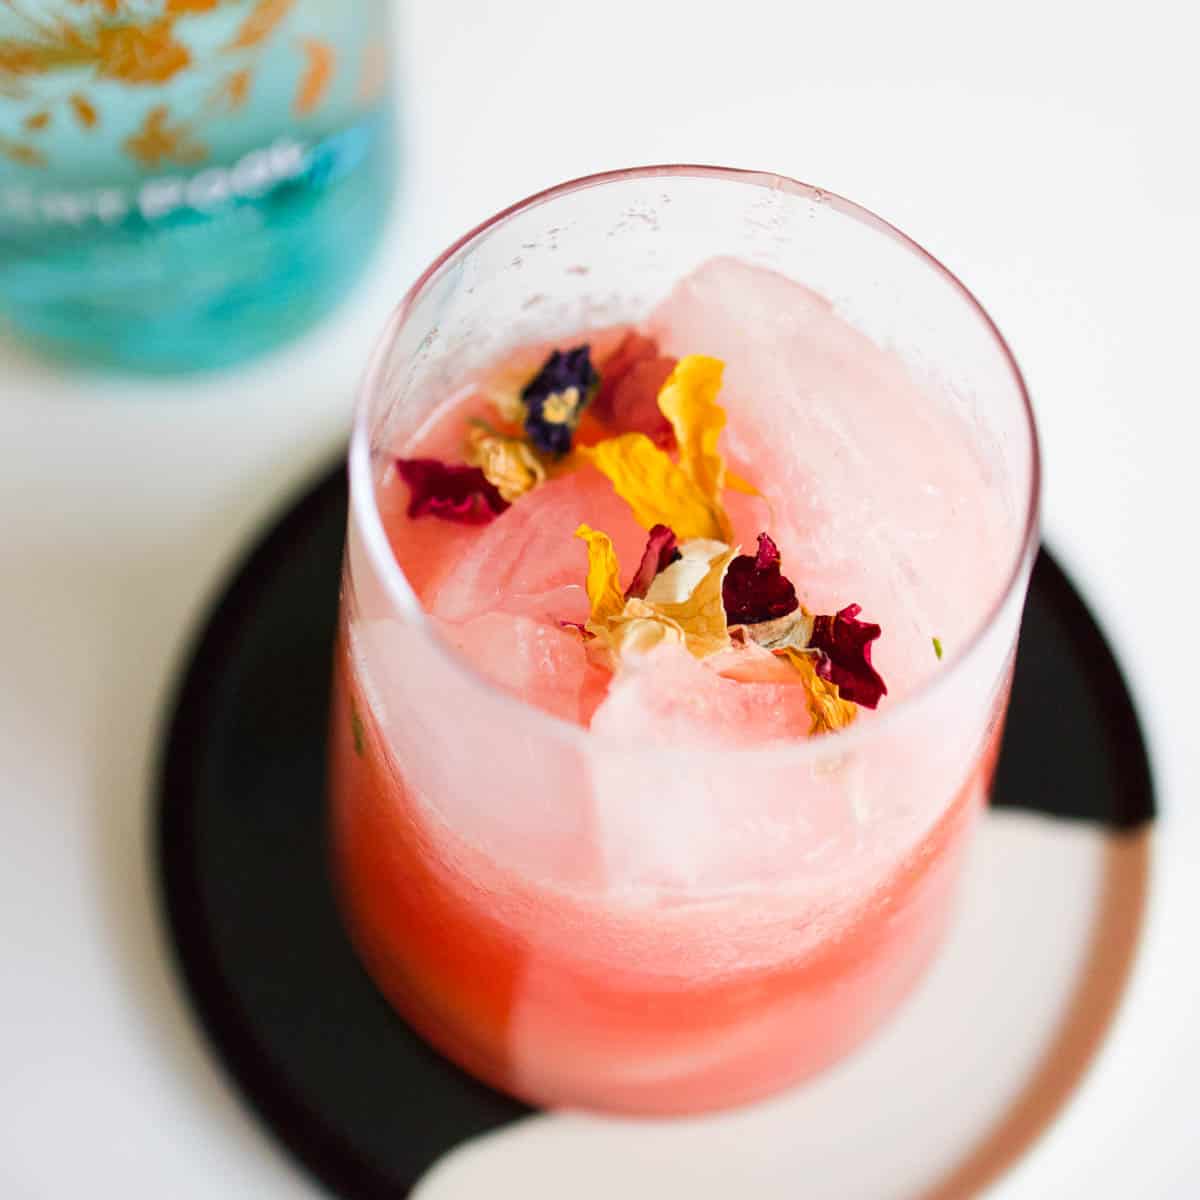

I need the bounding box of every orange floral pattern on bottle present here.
[226,0,296,49]
[70,0,128,15]
[0,0,358,172]
[293,36,331,114]
[94,19,191,84]
[0,134,47,166]
[69,92,99,128]
[212,64,253,109]
[122,103,206,166]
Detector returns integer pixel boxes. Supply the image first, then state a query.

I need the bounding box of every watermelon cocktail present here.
[329,168,1039,1114]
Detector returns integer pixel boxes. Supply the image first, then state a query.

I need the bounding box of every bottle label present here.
[0,137,311,228]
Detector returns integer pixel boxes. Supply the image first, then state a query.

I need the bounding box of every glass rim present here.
[349,163,1042,761]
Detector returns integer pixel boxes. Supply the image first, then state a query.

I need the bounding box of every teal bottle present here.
[0,0,394,372]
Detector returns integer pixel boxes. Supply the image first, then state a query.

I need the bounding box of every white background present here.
[1,0,1197,1195]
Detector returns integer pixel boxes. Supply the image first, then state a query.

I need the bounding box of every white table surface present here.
[1,1,1196,1195]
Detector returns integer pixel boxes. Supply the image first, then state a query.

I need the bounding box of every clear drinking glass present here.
[328,166,1040,1115]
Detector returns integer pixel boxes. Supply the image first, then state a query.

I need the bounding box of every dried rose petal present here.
[722,532,799,624]
[609,356,676,445]
[626,524,679,599]
[809,604,887,708]
[395,457,509,524]
[521,345,599,456]
[593,331,676,444]
[592,331,658,421]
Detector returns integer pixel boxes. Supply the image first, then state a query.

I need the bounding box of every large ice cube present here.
[427,469,649,623]
[589,645,812,747]
[435,611,609,726]
[586,647,855,892]
[649,258,1012,698]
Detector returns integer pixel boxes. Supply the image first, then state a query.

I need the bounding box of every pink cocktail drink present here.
[330,169,1038,1114]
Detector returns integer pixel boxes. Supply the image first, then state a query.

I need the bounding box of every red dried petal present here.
[593,331,676,445]
[395,457,509,524]
[609,357,677,446]
[722,532,799,624]
[593,331,657,421]
[753,532,780,571]
[809,604,888,708]
[626,524,679,599]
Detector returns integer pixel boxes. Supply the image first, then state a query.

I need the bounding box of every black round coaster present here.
[156,461,1154,1200]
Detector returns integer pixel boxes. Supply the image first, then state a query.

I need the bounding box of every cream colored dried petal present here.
[652,546,737,658]
[606,598,686,658]
[736,607,815,653]
[644,538,729,605]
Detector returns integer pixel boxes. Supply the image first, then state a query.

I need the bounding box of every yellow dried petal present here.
[464,425,546,502]
[657,355,728,512]
[575,524,625,625]
[726,470,759,496]
[779,648,858,734]
[653,545,737,658]
[579,434,725,541]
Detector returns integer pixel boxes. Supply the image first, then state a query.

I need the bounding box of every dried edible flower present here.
[394,458,509,524]
[644,538,731,605]
[722,532,799,624]
[606,598,687,658]
[593,331,657,419]
[593,331,676,444]
[464,423,546,502]
[778,648,859,735]
[611,357,678,445]
[726,470,760,496]
[735,608,814,655]
[657,355,729,512]
[522,345,598,456]
[809,604,887,708]
[626,524,679,599]
[575,525,735,663]
[580,434,726,541]
[575,524,626,625]
[649,544,737,658]
[580,353,736,539]
[722,532,884,728]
